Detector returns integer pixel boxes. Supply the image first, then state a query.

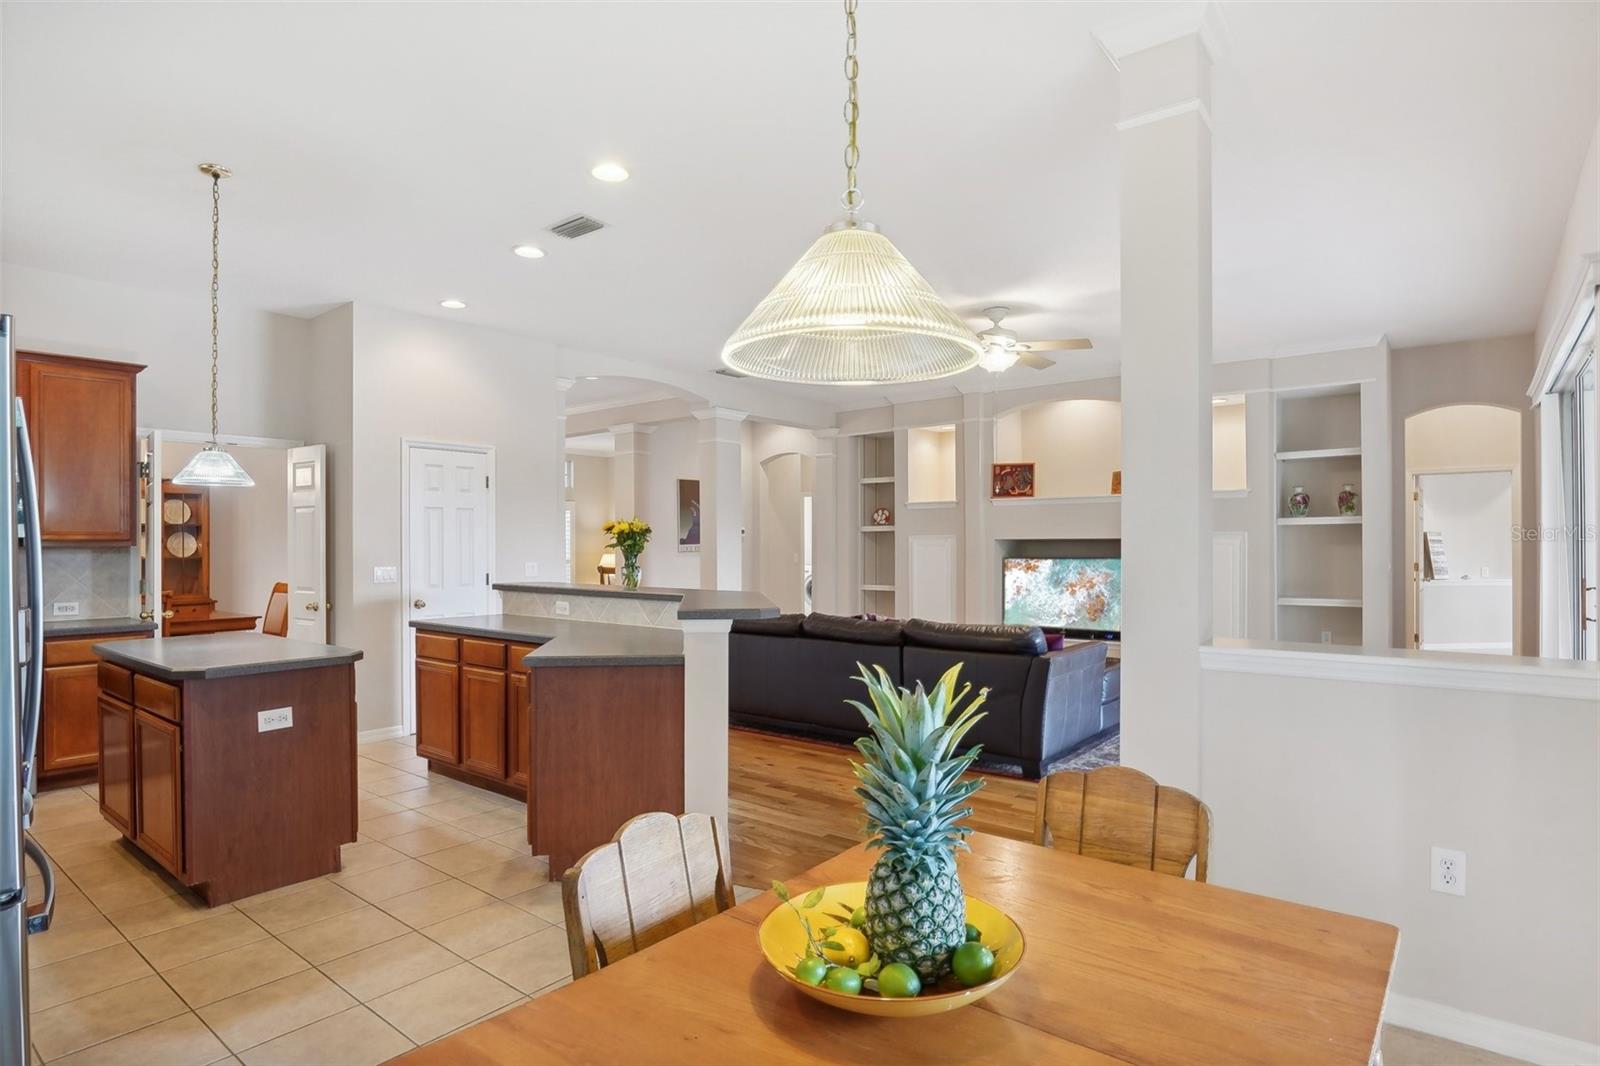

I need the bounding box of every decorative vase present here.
[621,552,641,590]
[1338,484,1359,515]
[1288,487,1310,517]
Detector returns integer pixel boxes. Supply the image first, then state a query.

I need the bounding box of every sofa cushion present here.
[729,631,902,734]
[730,613,804,637]
[801,612,904,646]
[903,619,1047,656]
[902,647,1034,756]
[1102,662,1121,705]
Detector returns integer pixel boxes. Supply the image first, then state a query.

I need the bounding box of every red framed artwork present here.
[991,462,1036,498]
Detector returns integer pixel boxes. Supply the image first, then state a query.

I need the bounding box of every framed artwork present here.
[677,479,701,552]
[991,462,1035,499]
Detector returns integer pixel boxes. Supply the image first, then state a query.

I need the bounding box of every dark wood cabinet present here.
[97,694,134,835]
[461,665,507,778]
[414,630,535,799]
[134,709,183,876]
[41,633,148,782]
[415,655,461,764]
[16,352,143,545]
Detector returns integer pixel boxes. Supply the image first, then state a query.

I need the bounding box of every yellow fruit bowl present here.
[758,881,1025,1017]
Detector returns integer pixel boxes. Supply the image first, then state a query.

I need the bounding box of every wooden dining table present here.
[393,832,1398,1065]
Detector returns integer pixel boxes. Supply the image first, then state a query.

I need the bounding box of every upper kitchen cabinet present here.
[17,352,144,545]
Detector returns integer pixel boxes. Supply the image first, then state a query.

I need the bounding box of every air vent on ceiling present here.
[548,214,607,239]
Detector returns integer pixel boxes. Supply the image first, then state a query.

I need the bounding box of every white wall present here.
[1536,118,1599,364]
[907,426,956,503]
[634,417,700,589]
[1016,399,1124,498]
[160,442,288,628]
[1200,659,1599,1052]
[1211,401,1247,491]
[1418,470,1513,580]
[758,452,807,613]
[567,453,613,585]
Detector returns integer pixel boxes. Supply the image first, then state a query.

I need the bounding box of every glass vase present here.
[1338,484,1359,515]
[621,552,641,590]
[1288,487,1310,517]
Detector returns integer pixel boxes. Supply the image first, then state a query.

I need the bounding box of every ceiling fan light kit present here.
[721,0,981,386]
[173,162,255,488]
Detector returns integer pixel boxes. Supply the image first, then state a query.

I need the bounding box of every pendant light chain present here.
[209,170,221,445]
[843,0,861,215]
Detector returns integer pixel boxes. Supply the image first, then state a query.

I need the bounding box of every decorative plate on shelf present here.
[871,507,892,526]
[165,530,199,559]
[161,498,193,525]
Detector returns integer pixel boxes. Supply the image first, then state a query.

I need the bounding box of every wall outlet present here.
[51,602,80,618]
[1320,630,1333,643]
[1430,846,1466,896]
[257,707,293,733]
[554,599,571,616]
[524,562,540,578]
[372,566,398,584]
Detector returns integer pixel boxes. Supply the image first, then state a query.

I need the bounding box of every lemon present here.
[822,927,870,967]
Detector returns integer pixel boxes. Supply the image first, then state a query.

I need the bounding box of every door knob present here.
[162,610,175,619]
[413,599,427,610]
[138,610,155,621]
[305,602,320,612]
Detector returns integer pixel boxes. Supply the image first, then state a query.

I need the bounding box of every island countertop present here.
[46,616,159,637]
[409,614,683,668]
[93,632,364,682]
[490,582,778,620]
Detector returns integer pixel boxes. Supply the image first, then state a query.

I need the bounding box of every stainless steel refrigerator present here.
[0,312,53,1061]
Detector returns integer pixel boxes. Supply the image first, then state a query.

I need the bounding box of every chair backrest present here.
[262,582,289,637]
[562,811,731,979]
[1034,765,1211,881]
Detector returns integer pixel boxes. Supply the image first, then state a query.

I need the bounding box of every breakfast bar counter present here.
[92,633,364,905]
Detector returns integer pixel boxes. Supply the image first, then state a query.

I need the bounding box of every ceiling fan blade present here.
[1021,338,1094,352]
[1017,351,1056,371]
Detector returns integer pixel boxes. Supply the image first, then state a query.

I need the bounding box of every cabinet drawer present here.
[461,638,506,669]
[133,675,181,723]
[45,633,142,667]
[508,643,539,676]
[98,660,134,703]
[416,632,459,662]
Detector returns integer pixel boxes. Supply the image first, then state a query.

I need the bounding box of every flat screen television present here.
[1002,557,1122,640]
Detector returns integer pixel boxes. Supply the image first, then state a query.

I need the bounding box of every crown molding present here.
[691,406,749,423]
[1094,1,1227,69]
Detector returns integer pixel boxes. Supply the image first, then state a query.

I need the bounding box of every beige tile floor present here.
[22,736,571,1065]
[20,734,1526,1066]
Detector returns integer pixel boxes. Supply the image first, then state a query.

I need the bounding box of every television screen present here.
[1003,557,1122,636]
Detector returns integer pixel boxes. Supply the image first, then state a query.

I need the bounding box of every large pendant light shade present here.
[721,221,982,385]
[173,163,254,488]
[721,0,980,386]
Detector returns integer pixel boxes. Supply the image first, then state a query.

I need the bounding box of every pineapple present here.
[848,662,988,981]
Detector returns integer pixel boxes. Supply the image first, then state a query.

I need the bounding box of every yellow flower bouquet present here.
[602,517,652,589]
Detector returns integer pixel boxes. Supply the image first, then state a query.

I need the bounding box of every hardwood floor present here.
[727,727,1039,887]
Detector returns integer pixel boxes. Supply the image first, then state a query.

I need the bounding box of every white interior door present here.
[406,445,492,623]
[286,445,328,642]
[137,430,162,626]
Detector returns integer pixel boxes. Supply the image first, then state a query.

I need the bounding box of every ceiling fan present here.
[974,306,1092,373]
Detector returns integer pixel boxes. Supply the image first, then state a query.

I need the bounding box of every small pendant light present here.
[721,0,982,385]
[174,163,255,487]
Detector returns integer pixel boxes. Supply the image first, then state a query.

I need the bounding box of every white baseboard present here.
[357,725,407,745]
[1386,993,1600,1066]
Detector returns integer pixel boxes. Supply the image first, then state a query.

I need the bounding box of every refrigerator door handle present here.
[21,837,53,935]
[14,398,44,816]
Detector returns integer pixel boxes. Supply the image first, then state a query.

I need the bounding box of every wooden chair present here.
[562,811,731,979]
[261,582,289,637]
[1034,765,1211,881]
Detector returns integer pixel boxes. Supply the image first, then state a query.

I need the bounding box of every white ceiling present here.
[3,2,1595,413]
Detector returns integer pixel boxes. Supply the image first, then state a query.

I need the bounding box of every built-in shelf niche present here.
[858,431,896,616]
[906,425,957,504]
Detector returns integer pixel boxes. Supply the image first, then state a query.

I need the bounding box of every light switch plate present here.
[52,602,80,617]
[524,562,540,578]
[373,566,398,584]
[257,707,293,733]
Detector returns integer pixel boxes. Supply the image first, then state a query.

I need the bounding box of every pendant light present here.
[173,163,255,488]
[721,0,981,385]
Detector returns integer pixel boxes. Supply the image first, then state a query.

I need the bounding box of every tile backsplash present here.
[42,546,137,619]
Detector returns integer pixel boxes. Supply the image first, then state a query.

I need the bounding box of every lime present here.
[793,956,829,986]
[823,966,863,995]
[822,926,870,967]
[877,962,922,998]
[951,941,995,987]
[965,922,983,943]
[850,906,868,928]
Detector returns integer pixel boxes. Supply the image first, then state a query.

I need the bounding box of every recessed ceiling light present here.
[591,162,630,183]
[440,299,467,310]
[512,245,545,259]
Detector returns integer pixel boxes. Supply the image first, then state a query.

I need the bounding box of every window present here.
[563,504,574,583]
[1547,304,1596,660]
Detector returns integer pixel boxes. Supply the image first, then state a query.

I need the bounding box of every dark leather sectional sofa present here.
[728,613,1120,779]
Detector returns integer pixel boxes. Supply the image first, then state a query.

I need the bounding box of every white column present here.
[680,618,732,857]
[1102,13,1216,791]
[693,408,748,590]
[607,422,653,521]
[812,429,841,614]
[554,378,574,581]
[958,390,995,624]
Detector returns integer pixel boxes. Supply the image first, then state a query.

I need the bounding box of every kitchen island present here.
[92,632,363,905]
